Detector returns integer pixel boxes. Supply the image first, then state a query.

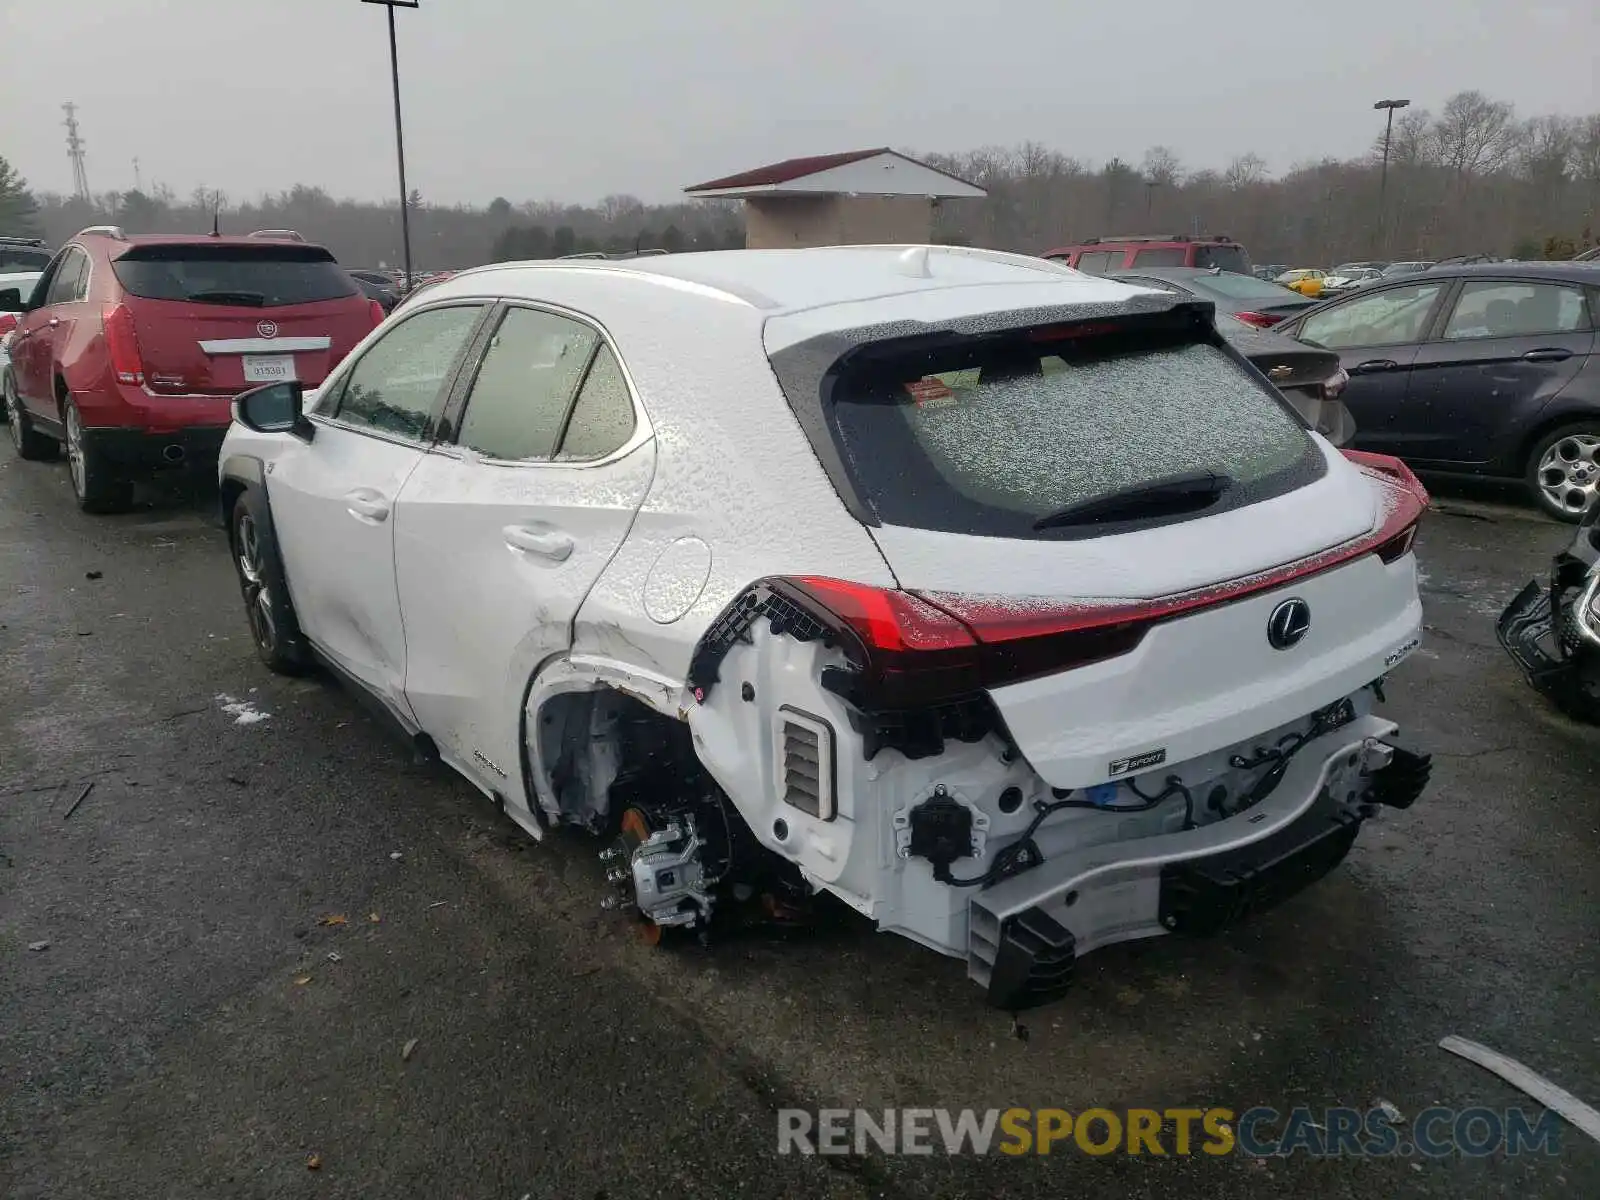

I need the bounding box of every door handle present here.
[344,489,391,523]
[1351,359,1399,374]
[47,317,59,328]
[1521,348,1572,362]
[503,524,573,562]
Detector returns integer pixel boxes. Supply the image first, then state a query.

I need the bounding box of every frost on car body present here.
[219,246,1431,1008]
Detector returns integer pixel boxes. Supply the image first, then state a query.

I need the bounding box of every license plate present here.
[242,354,297,383]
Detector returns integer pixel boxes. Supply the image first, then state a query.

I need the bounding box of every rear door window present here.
[1131,247,1187,268]
[1441,281,1590,340]
[555,346,636,461]
[110,243,358,307]
[455,306,601,461]
[811,318,1318,540]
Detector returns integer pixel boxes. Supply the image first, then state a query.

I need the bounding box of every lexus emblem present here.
[1267,598,1312,650]
[256,319,279,339]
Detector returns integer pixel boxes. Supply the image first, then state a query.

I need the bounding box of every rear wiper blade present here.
[1033,470,1235,530]
[185,290,266,306]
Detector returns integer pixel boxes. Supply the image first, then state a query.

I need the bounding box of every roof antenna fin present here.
[897,245,932,278]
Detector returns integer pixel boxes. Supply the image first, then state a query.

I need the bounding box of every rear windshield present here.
[812,318,1319,539]
[1194,244,1252,274]
[111,243,357,307]
[0,246,51,272]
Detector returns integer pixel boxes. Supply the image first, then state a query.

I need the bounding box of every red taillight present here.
[1341,449,1427,563]
[783,577,982,707]
[102,304,144,385]
[368,299,386,329]
[695,473,1430,709]
[1232,310,1282,329]
[0,314,17,337]
[1375,523,1418,563]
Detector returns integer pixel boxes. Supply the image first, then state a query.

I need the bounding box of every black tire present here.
[4,370,59,461]
[62,396,133,513]
[230,490,311,674]
[1525,422,1600,523]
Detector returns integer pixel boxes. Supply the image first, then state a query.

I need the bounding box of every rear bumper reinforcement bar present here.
[969,714,1399,1008]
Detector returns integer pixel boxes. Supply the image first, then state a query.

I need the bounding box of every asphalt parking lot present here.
[2,451,1597,1199]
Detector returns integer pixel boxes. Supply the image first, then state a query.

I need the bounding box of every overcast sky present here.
[2,0,1596,208]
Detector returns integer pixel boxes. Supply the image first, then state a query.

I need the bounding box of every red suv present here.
[1,227,382,512]
[1044,234,1252,276]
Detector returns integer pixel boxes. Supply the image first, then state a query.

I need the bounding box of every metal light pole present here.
[364,0,418,290]
[1374,99,1410,256]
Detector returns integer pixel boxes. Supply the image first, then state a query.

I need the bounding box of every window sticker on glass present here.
[904,377,957,407]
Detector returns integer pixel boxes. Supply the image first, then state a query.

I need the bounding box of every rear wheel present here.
[1526,423,1600,523]
[231,492,310,674]
[63,398,133,513]
[4,371,58,461]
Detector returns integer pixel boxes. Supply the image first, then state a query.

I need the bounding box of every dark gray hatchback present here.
[1272,262,1600,521]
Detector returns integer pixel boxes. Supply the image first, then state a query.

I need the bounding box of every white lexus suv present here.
[219,245,1430,1008]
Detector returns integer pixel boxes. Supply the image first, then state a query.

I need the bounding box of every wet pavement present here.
[1,450,1597,1199]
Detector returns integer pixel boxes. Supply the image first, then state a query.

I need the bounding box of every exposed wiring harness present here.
[933,700,1352,890]
[1228,702,1346,807]
[934,779,1193,889]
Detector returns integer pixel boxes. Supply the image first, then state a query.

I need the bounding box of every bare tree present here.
[1431,90,1518,181]
[1223,153,1268,190]
[1141,145,1185,187]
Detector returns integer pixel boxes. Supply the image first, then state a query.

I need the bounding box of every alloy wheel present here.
[1537,433,1600,517]
[65,405,86,497]
[235,513,277,654]
[4,377,21,452]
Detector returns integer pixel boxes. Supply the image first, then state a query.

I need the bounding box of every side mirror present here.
[233,381,313,441]
[0,288,22,313]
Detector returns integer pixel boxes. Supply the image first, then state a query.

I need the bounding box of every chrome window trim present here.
[305,410,435,452]
[444,297,653,471]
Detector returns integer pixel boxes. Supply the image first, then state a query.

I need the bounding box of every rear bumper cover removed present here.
[967,715,1427,1009]
[1498,577,1600,722]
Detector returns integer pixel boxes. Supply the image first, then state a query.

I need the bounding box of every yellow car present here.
[1274,268,1328,298]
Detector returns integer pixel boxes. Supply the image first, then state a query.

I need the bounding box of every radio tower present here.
[63,102,90,200]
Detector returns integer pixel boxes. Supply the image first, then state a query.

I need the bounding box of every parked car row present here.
[1271,261,1600,521]
[0,225,384,511]
[1077,250,1600,523]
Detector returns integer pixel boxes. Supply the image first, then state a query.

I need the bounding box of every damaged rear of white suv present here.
[222,246,1430,1009]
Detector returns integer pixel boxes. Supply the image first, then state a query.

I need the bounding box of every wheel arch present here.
[1516,408,1600,476]
[519,653,691,830]
[218,453,267,533]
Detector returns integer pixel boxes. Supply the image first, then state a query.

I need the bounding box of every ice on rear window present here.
[902,345,1300,514]
[825,331,1317,539]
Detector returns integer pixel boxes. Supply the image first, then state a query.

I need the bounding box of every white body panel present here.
[393,441,656,807]
[988,553,1421,787]
[267,419,421,714]
[220,246,1428,973]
